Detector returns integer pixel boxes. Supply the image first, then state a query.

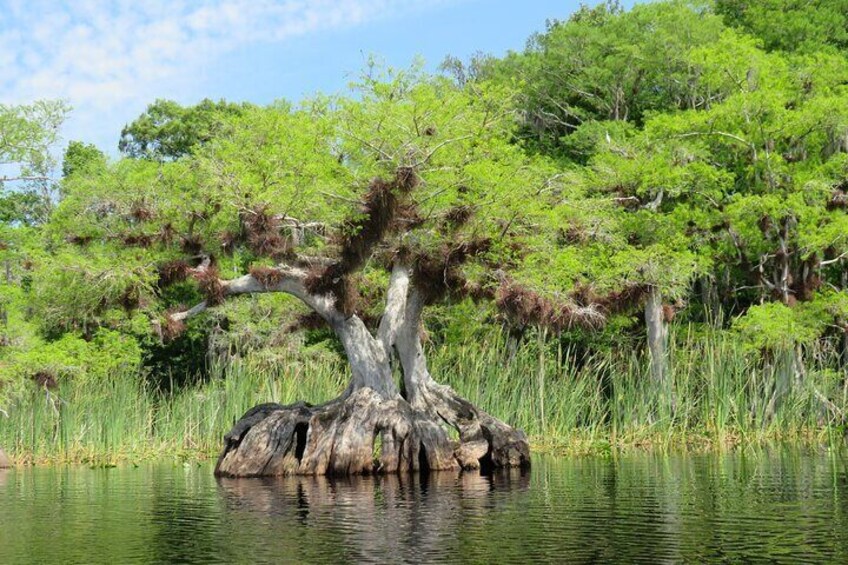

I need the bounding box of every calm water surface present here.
[1,451,847,564]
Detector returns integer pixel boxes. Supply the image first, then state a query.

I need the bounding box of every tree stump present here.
[215,387,530,478]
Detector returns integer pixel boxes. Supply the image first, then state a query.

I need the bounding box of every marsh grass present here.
[1,325,846,465]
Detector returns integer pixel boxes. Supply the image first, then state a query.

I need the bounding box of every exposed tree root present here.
[215,387,530,478]
[410,379,532,472]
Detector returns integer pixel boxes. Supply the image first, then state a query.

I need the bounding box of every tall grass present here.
[435,326,847,453]
[0,352,348,465]
[1,325,846,464]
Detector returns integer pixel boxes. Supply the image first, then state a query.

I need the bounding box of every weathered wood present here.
[0,447,10,468]
[645,286,668,385]
[410,378,531,470]
[214,385,529,478]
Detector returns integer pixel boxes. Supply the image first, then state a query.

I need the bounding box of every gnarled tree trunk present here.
[213,265,530,477]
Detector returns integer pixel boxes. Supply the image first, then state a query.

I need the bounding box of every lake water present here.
[1,451,846,563]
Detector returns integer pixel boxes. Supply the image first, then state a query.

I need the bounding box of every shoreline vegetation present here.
[2,326,846,467]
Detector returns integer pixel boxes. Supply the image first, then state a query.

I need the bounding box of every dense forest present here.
[3,0,848,463]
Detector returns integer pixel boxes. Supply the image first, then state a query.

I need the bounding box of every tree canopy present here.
[118,98,255,161]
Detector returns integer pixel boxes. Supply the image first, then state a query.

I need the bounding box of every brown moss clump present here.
[412,238,492,304]
[119,287,141,312]
[571,283,649,316]
[305,178,404,309]
[338,178,398,270]
[67,234,94,246]
[792,254,822,302]
[496,282,603,331]
[442,205,474,231]
[286,312,327,333]
[337,277,362,316]
[162,309,187,341]
[413,254,467,304]
[253,233,292,259]
[194,266,226,305]
[597,284,650,315]
[303,168,426,311]
[558,223,588,245]
[568,283,596,307]
[120,233,154,247]
[249,266,286,289]
[158,260,192,287]
[395,166,420,192]
[32,371,58,390]
[828,188,848,211]
[304,263,343,297]
[180,235,204,255]
[129,201,154,222]
[395,202,425,230]
[464,280,495,302]
[758,215,774,235]
[220,231,239,255]
[241,206,294,260]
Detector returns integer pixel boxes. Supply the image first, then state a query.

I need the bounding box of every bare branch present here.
[820,252,848,267]
[0,175,50,183]
[170,301,209,322]
[168,265,342,325]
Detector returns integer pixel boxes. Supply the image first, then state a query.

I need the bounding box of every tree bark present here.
[645,286,668,386]
[212,264,530,477]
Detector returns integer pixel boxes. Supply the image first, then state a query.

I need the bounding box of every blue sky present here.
[0,0,617,153]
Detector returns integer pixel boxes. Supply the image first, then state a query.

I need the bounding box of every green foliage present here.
[0,191,49,226]
[118,98,255,160]
[62,141,107,179]
[494,0,730,157]
[733,302,822,350]
[27,251,156,338]
[0,100,68,226]
[0,329,142,392]
[0,100,68,176]
[716,0,848,52]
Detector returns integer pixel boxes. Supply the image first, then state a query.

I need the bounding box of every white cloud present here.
[0,0,454,152]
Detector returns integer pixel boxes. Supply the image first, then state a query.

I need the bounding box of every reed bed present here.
[1,325,846,465]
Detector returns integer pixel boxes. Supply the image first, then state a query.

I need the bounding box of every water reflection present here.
[217,469,530,563]
[0,452,846,564]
